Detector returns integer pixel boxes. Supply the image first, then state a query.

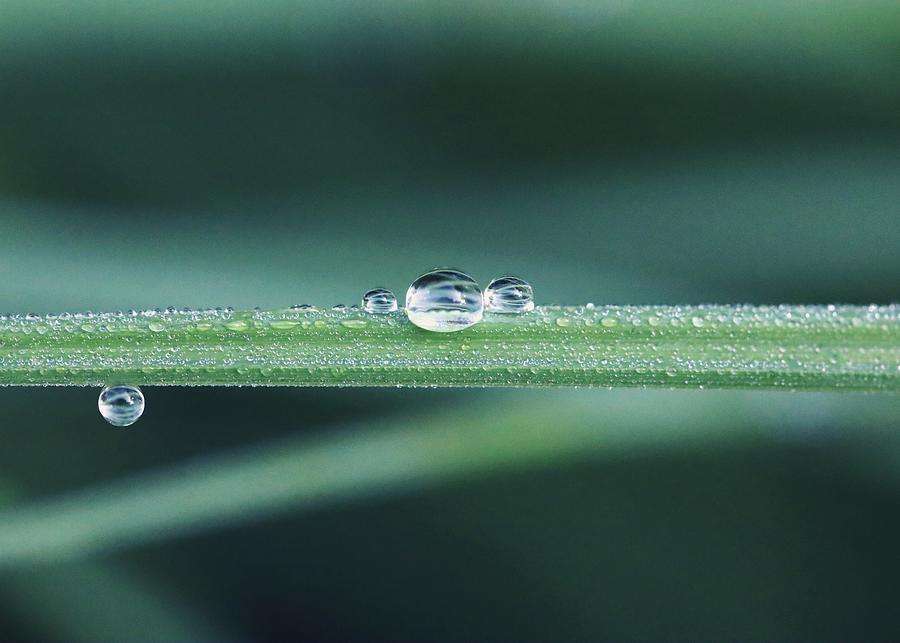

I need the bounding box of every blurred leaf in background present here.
[0,1,899,640]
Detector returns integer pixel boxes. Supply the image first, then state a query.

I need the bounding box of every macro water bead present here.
[405,269,484,332]
[362,288,398,313]
[484,276,535,313]
[98,384,145,427]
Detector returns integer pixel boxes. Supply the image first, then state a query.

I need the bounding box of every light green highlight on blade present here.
[5,388,898,568]
[0,391,864,568]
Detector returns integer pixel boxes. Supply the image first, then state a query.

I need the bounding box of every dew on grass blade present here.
[98,384,145,427]
[362,288,398,313]
[484,276,534,313]
[406,269,483,332]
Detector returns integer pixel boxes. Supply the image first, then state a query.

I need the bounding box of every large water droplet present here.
[405,269,483,332]
[98,384,145,427]
[484,276,534,313]
[362,288,398,313]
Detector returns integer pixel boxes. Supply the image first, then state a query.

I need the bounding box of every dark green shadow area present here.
[5,429,900,640]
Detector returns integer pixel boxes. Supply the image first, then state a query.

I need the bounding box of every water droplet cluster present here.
[400,270,535,332]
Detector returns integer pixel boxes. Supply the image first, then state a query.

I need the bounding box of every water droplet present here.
[405,269,483,332]
[484,276,534,313]
[224,320,249,331]
[341,319,368,329]
[98,384,145,427]
[691,317,705,328]
[331,304,347,311]
[270,320,298,330]
[362,288,398,313]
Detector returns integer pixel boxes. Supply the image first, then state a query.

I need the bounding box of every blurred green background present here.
[1,1,899,640]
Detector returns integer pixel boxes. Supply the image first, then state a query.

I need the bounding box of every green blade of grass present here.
[1,305,898,390]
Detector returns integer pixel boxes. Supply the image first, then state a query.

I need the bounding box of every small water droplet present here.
[98,384,145,427]
[332,304,347,311]
[405,269,483,332]
[289,304,315,311]
[484,276,534,313]
[362,288,398,313]
[224,320,249,331]
[691,316,705,328]
[341,319,368,329]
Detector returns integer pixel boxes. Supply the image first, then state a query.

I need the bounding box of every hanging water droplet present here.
[405,269,483,332]
[484,276,534,313]
[98,384,145,427]
[362,288,398,313]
